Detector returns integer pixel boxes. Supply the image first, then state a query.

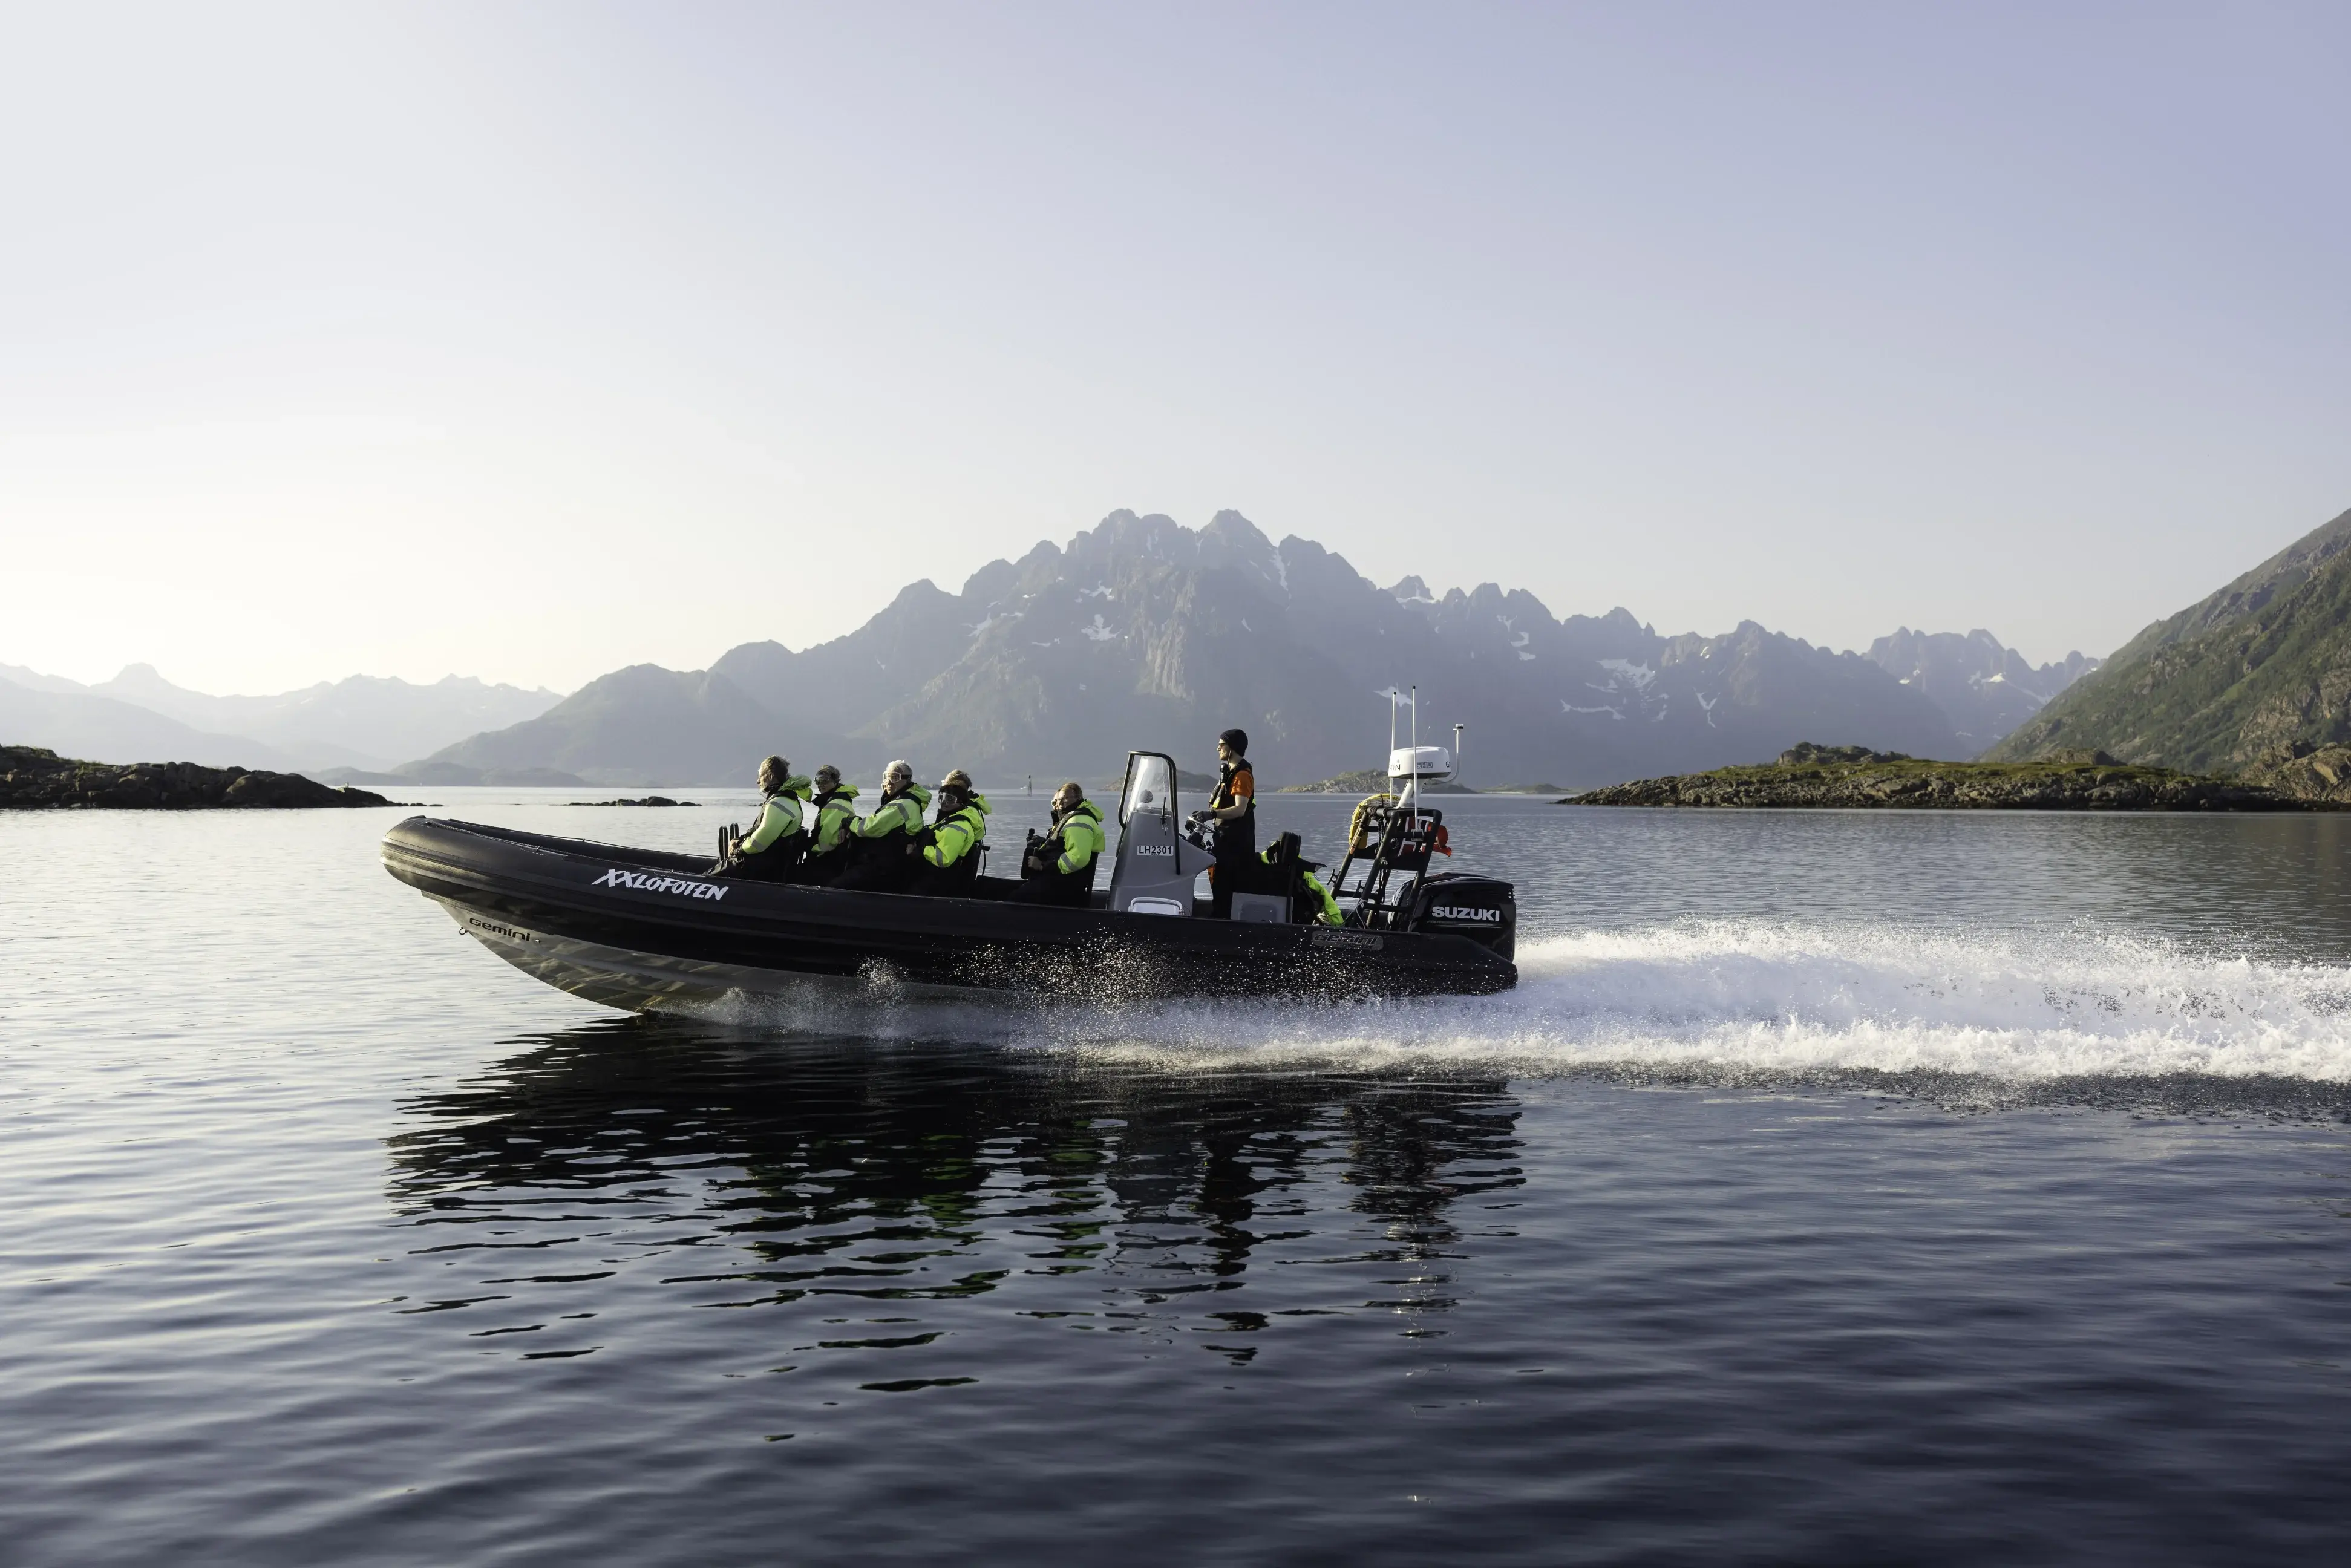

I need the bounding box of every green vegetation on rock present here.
[1565,742,2325,811]
[1986,506,2351,787]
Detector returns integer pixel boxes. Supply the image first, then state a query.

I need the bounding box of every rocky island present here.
[1,746,399,809]
[1278,768,1478,794]
[1565,743,2332,812]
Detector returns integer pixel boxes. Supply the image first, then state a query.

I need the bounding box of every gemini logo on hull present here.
[592,868,730,901]
[466,915,535,943]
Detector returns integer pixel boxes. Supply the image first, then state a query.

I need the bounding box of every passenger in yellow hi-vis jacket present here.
[721,755,809,882]
[1010,782,1105,906]
[834,760,930,893]
[794,765,860,885]
[910,770,991,897]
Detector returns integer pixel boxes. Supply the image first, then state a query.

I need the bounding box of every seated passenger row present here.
[712,756,1101,903]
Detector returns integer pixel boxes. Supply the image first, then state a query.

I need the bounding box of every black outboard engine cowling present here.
[1407,872,1516,961]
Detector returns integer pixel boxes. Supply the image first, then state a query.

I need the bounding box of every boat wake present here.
[692,921,2351,1099]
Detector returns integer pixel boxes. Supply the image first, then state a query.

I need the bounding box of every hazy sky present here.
[3,2,2345,694]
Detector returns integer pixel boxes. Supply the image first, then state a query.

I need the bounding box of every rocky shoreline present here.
[2243,741,2351,804]
[1,746,401,810]
[1565,743,2333,812]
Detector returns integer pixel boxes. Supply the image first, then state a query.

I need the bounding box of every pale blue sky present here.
[2,2,2344,693]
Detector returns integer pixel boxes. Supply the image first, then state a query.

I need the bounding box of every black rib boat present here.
[381,751,1516,1011]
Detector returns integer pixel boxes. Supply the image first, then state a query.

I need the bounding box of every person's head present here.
[884,759,912,794]
[757,755,790,792]
[937,768,973,807]
[1053,780,1084,814]
[1217,727,1249,763]
[813,764,841,792]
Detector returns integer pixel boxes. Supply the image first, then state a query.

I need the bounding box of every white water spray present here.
[690,921,2351,1083]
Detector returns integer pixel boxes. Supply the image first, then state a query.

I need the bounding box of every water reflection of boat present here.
[379,751,1516,1011]
[387,1021,1525,1328]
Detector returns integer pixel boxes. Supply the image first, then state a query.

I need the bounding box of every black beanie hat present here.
[1218,728,1249,754]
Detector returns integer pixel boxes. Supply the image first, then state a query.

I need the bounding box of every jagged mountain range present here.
[1863,630,2101,751]
[1,511,2116,789]
[1988,505,2351,776]
[0,663,561,773]
[416,510,2096,789]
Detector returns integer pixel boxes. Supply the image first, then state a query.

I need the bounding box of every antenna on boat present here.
[1406,685,1419,811]
[1454,722,1465,785]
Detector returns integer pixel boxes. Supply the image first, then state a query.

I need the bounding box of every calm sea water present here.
[4,790,2349,1564]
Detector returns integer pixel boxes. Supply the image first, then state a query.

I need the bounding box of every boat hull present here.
[425,896,996,1011]
[381,815,1518,1011]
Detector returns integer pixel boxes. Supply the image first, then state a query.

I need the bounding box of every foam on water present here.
[698,920,2351,1085]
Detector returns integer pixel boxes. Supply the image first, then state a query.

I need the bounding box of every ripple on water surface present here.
[1,797,2349,1564]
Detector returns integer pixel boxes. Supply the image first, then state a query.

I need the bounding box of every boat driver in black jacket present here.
[1198,728,1257,918]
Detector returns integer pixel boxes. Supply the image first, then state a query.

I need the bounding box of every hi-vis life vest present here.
[1045,799,1104,874]
[741,777,811,855]
[923,793,992,868]
[1301,867,1343,926]
[857,782,930,842]
[1259,841,1344,926]
[810,785,860,853]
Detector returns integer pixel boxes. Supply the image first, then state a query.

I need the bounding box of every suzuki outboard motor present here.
[1106,751,1217,916]
[1407,872,1516,961]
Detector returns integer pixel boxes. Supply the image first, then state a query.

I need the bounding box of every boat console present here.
[1104,752,1218,915]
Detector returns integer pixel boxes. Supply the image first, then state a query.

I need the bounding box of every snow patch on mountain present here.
[1498,614,1537,661]
[1389,575,1436,607]
[1597,658,1657,691]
